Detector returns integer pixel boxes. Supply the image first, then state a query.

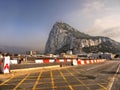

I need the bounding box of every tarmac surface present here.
[0,60,120,90]
[10,62,67,70]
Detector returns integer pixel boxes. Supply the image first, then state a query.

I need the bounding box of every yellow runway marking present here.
[36,85,70,90]
[0,76,14,86]
[72,68,109,90]
[32,71,42,90]
[97,83,108,90]
[59,70,73,90]
[65,69,91,90]
[50,70,55,90]
[13,73,30,90]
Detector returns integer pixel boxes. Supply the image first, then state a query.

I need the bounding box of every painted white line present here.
[87,63,107,71]
[108,63,120,90]
[87,65,102,71]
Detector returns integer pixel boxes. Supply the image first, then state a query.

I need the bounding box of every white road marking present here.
[87,62,109,71]
[108,63,120,90]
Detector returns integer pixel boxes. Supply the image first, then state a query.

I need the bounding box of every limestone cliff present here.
[45,22,120,54]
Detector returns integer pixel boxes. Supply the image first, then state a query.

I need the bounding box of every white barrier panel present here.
[73,59,77,66]
[86,60,89,64]
[10,60,18,64]
[59,59,64,62]
[91,60,94,63]
[94,60,97,63]
[35,59,43,63]
[81,60,85,65]
[67,59,71,62]
[3,56,10,73]
[49,59,55,63]
[97,60,100,63]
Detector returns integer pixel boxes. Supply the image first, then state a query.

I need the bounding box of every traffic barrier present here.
[94,59,96,63]
[55,58,60,63]
[2,56,10,74]
[59,59,65,62]
[34,58,106,66]
[91,60,94,64]
[84,60,87,64]
[72,59,106,66]
[35,58,75,64]
[67,59,72,62]
[43,59,49,63]
[35,59,54,63]
[49,59,55,63]
[77,59,81,64]
[55,59,68,63]
[89,60,92,64]
[86,60,90,64]
[97,59,100,63]
[72,59,78,66]
[81,60,85,65]
[35,59,43,63]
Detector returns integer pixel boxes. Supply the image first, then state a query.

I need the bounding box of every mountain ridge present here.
[45,22,120,54]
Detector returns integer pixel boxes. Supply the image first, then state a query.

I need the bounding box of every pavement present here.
[0,60,120,90]
[0,62,71,79]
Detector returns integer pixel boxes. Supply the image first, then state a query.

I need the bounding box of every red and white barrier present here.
[49,59,55,63]
[35,58,73,64]
[72,59,106,66]
[81,60,85,65]
[72,59,78,65]
[35,59,44,63]
[86,60,90,64]
[77,59,81,64]
[67,59,72,62]
[2,56,10,74]
[35,58,106,66]
[35,59,56,63]
[59,59,65,62]
[56,59,67,63]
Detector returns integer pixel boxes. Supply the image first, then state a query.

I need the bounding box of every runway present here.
[0,60,119,90]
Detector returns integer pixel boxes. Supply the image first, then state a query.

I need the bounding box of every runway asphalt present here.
[0,60,120,90]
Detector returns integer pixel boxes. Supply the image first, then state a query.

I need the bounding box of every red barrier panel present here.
[56,59,60,63]
[89,60,92,64]
[77,60,81,64]
[84,60,87,64]
[43,59,49,63]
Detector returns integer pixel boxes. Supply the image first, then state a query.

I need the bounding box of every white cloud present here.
[85,15,120,42]
[63,0,110,31]
[81,0,107,15]
[63,0,120,42]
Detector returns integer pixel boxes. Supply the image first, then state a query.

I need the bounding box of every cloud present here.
[85,15,120,42]
[63,0,120,42]
[81,0,107,16]
[63,0,110,31]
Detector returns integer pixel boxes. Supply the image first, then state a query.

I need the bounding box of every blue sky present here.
[0,0,120,51]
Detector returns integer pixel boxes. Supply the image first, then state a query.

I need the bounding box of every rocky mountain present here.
[45,22,120,54]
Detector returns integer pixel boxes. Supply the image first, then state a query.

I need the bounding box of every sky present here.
[0,0,120,51]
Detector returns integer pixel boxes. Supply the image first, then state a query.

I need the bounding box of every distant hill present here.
[0,45,31,54]
[45,22,120,54]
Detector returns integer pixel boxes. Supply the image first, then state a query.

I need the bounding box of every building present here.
[26,51,37,56]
